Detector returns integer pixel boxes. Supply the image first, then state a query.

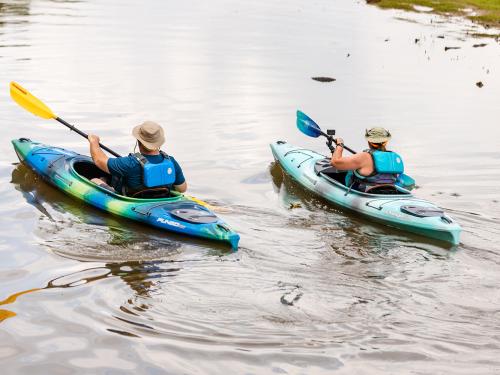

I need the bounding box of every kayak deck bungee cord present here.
[12,138,240,249]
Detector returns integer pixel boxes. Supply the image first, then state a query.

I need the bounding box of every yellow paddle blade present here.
[186,195,212,208]
[10,81,56,119]
[185,195,232,213]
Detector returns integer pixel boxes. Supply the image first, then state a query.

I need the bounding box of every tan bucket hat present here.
[365,127,391,143]
[132,121,165,150]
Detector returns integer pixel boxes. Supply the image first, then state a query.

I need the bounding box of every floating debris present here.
[473,43,487,48]
[415,38,420,44]
[311,77,336,83]
[278,281,303,306]
[437,35,445,39]
[347,53,350,57]
[445,46,461,51]
[384,38,390,42]
[289,202,302,209]
[476,81,484,88]
[280,290,302,306]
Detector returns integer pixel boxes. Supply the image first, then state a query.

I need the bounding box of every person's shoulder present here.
[109,154,137,161]
[360,149,377,158]
[356,151,373,164]
[167,154,181,164]
[122,154,141,162]
[115,154,141,167]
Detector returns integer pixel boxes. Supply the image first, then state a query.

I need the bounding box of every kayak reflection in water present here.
[330,127,407,193]
[87,121,188,198]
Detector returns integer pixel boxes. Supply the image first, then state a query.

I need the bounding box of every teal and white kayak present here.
[270,141,461,245]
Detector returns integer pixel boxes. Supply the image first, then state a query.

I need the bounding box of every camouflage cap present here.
[365,127,391,143]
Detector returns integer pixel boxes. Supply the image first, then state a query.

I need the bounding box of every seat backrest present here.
[365,184,400,195]
[130,187,170,199]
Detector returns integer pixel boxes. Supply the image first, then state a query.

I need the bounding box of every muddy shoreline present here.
[367,0,500,31]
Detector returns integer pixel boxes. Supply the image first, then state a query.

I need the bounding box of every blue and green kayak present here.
[12,138,240,249]
[270,141,461,245]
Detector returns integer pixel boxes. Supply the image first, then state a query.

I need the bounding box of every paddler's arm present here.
[174,182,187,193]
[171,158,187,193]
[88,134,110,173]
[330,138,365,170]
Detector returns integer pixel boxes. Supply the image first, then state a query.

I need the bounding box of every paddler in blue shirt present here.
[330,127,405,193]
[87,121,187,198]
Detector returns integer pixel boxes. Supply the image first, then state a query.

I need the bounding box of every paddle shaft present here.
[56,117,121,157]
[296,110,357,154]
[320,130,357,154]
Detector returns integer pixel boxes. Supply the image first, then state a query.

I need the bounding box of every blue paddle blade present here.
[296,110,322,138]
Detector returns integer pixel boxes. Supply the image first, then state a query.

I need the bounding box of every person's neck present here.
[139,146,160,156]
[369,143,386,152]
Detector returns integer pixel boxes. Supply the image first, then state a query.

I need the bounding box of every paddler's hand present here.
[326,140,335,153]
[334,137,344,147]
[88,134,110,173]
[88,134,100,145]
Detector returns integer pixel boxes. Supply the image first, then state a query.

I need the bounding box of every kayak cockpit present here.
[314,158,411,196]
[71,158,179,200]
[73,159,110,182]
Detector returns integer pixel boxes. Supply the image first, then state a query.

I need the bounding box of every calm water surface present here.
[1,0,500,374]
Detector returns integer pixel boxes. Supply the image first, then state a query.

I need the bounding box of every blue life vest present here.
[371,150,404,175]
[133,152,176,188]
[345,149,404,190]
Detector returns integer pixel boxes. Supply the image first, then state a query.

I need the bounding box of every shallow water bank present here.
[369,0,500,29]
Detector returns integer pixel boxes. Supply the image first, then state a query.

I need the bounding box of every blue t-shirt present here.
[107,153,185,194]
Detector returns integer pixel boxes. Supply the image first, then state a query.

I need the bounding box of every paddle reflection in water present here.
[11,164,233,261]
[0,260,180,336]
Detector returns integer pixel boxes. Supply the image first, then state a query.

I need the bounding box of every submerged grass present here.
[372,0,500,28]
